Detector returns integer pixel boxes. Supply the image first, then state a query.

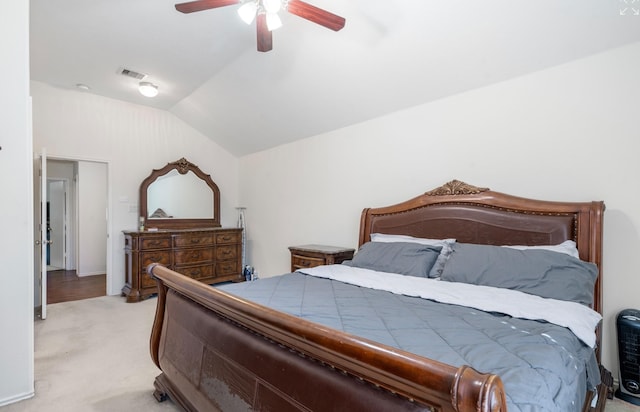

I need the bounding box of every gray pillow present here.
[428,241,455,278]
[369,233,456,278]
[346,242,442,278]
[440,243,598,305]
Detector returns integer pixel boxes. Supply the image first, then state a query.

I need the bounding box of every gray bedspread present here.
[218,272,600,411]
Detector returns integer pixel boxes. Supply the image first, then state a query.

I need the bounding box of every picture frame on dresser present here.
[121,158,243,303]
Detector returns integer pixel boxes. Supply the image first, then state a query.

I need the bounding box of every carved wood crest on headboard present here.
[425,180,489,196]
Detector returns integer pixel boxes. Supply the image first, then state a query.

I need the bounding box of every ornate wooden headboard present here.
[359,180,605,315]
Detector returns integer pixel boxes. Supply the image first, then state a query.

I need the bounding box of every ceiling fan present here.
[174,0,346,52]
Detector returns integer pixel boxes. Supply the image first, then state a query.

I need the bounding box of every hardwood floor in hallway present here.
[47,270,106,304]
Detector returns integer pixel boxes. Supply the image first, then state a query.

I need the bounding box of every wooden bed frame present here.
[148,180,609,412]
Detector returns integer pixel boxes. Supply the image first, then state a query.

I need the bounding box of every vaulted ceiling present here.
[30,0,640,156]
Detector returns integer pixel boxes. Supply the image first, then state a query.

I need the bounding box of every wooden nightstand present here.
[288,244,355,272]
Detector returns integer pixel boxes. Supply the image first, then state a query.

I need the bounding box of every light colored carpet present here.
[1,295,639,412]
[1,296,179,412]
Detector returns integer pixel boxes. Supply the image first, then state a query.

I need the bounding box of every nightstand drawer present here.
[289,245,355,273]
[291,254,325,270]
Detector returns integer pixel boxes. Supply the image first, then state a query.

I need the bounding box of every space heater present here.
[616,309,640,405]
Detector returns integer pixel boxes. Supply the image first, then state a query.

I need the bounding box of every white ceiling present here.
[30,0,640,156]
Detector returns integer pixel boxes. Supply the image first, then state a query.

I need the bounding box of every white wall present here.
[76,161,107,276]
[0,1,34,406]
[31,81,240,295]
[239,42,640,379]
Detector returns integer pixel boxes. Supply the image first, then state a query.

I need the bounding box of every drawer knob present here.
[149,240,161,246]
[190,269,201,277]
[191,238,201,244]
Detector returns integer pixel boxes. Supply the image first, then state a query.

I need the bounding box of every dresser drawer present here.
[173,233,214,248]
[215,231,241,244]
[140,250,171,271]
[216,244,239,260]
[174,248,214,266]
[140,236,171,250]
[291,254,325,270]
[174,264,214,280]
[141,272,158,288]
[216,260,239,276]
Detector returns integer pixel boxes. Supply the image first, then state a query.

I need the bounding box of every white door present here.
[35,150,49,319]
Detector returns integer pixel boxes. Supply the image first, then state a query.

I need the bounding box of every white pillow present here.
[370,233,455,246]
[369,233,456,278]
[502,239,580,259]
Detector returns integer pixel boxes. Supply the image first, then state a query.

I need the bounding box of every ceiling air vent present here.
[117,67,147,80]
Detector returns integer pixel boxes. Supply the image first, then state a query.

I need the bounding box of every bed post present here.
[148,262,167,369]
[452,365,506,411]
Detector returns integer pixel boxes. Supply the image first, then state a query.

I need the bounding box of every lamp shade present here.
[263,0,281,13]
[238,2,258,24]
[266,12,282,31]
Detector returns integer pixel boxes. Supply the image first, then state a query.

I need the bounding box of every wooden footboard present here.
[148,263,506,412]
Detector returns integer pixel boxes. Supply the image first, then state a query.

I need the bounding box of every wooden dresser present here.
[122,227,243,302]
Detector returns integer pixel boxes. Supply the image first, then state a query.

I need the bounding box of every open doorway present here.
[46,159,107,304]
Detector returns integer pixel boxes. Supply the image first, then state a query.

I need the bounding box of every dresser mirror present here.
[139,158,220,229]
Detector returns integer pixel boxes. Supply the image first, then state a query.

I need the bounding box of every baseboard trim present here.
[76,271,105,277]
[0,390,35,407]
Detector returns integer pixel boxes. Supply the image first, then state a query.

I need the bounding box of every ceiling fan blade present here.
[175,0,239,13]
[286,0,345,31]
[256,14,273,52]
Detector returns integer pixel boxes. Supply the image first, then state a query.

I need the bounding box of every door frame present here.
[38,154,112,299]
[35,150,47,319]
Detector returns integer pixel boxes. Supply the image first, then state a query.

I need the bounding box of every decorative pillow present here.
[369,233,456,278]
[502,240,580,259]
[440,242,598,305]
[346,241,442,278]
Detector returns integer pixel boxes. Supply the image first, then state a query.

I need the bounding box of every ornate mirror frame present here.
[139,158,221,230]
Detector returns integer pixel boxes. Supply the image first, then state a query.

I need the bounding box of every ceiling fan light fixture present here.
[263,0,282,13]
[174,0,345,51]
[266,12,282,31]
[139,81,159,98]
[238,2,258,24]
